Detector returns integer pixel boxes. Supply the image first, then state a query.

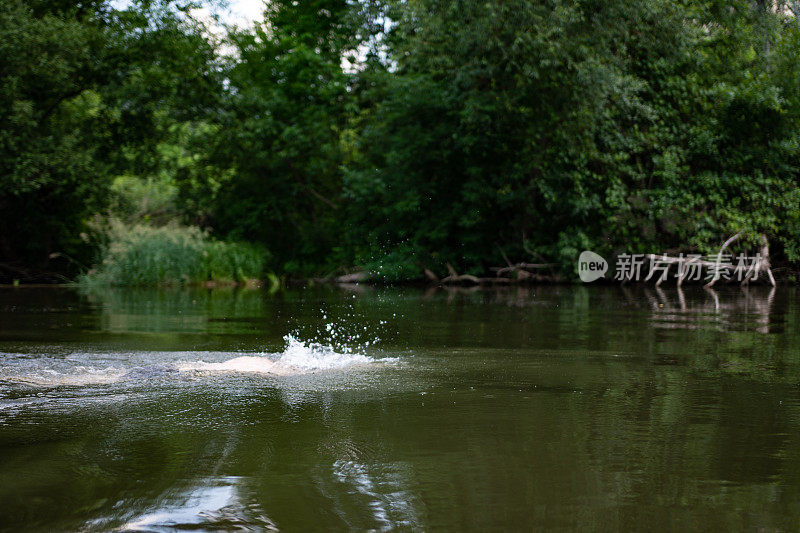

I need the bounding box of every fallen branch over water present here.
[439,263,559,285]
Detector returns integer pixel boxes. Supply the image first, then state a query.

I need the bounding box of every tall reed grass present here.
[79,220,266,286]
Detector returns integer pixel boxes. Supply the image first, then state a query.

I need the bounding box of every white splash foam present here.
[179,335,394,376]
[180,355,283,374]
[0,362,128,388]
[276,335,376,371]
[0,335,396,393]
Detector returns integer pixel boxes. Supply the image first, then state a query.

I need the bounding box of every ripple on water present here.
[0,336,401,419]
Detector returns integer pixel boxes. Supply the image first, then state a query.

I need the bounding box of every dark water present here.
[0,284,799,531]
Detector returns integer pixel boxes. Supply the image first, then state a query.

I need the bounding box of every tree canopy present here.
[2,0,799,283]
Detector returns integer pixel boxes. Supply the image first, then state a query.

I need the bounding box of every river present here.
[0,285,798,531]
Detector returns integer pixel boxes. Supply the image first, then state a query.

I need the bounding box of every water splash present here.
[277,334,377,371]
[0,363,127,388]
[181,334,393,375]
[0,333,397,396]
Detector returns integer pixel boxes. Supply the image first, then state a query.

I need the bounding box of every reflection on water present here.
[326,459,420,530]
[113,477,277,532]
[639,286,777,334]
[0,285,799,531]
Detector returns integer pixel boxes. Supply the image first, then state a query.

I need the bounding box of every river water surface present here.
[1,285,799,531]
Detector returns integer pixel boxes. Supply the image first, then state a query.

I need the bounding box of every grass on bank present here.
[78,220,266,286]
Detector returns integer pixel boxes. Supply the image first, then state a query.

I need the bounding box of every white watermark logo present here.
[578,250,608,282]
[577,251,773,285]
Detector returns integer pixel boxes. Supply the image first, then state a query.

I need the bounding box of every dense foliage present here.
[2,0,799,283]
[0,0,222,281]
[345,0,800,278]
[79,220,264,286]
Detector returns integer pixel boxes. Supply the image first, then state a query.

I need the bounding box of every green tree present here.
[187,0,358,274]
[0,0,223,281]
[344,0,800,279]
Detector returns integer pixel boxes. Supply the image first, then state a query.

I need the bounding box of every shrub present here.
[78,220,266,286]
